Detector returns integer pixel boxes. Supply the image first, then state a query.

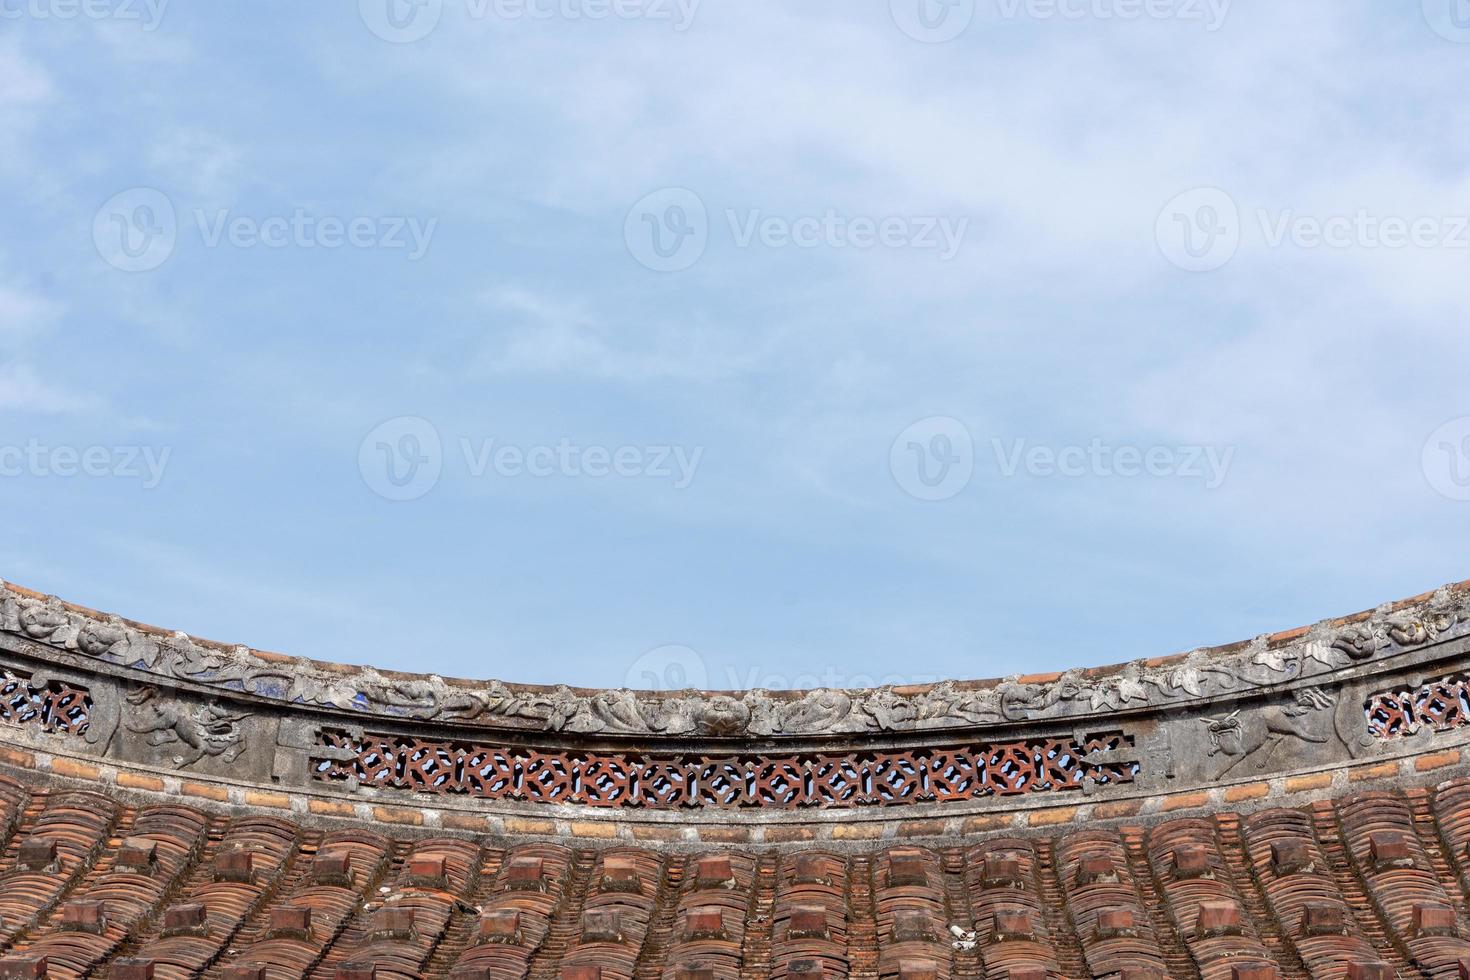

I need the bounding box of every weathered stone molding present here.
[3,579,1469,738]
[1,578,1469,823]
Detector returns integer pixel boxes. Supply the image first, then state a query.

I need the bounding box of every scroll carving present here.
[3,581,1468,738]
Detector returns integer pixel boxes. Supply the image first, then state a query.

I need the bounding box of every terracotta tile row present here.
[558,848,663,980]
[12,804,212,979]
[658,853,758,980]
[963,840,1061,980]
[133,816,302,980]
[0,790,121,947]
[8,776,1470,979]
[216,829,397,980]
[1338,793,1470,977]
[772,852,848,980]
[446,843,575,980]
[1055,830,1169,979]
[1238,807,1382,978]
[873,847,953,980]
[320,837,483,980]
[1144,818,1274,980]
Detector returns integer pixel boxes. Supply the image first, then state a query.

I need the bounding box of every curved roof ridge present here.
[2,576,1468,739]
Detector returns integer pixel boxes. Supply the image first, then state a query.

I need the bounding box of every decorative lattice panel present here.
[1366,675,1470,739]
[0,674,91,735]
[312,730,1137,809]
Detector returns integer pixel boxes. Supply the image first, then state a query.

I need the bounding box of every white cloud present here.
[0,43,52,107]
[0,283,62,347]
[148,129,242,199]
[0,362,98,414]
[0,279,92,415]
[473,286,762,382]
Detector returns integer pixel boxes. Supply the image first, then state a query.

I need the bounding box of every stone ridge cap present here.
[3,576,1467,699]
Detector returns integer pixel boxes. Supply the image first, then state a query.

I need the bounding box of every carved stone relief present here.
[1202,687,1337,779]
[2,580,1469,743]
[122,687,247,769]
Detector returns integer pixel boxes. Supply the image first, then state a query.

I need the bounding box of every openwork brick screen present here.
[0,675,90,736]
[313,730,1137,809]
[1366,674,1470,738]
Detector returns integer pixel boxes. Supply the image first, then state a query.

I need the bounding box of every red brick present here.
[1417,749,1462,772]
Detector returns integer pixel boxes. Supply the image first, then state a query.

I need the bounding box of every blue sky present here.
[5,0,1470,691]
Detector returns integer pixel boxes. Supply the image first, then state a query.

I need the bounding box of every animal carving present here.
[1205,687,1335,778]
[124,688,246,768]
